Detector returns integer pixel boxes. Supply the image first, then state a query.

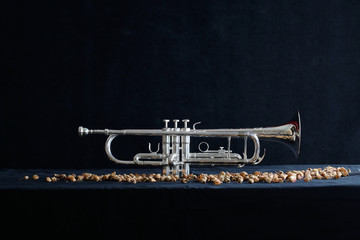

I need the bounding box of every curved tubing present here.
[105,133,262,165]
[133,153,164,166]
[105,134,135,165]
[105,134,168,166]
[248,134,260,163]
[186,134,261,164]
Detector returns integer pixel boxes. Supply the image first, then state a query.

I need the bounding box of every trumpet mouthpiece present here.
[78,126,89,137]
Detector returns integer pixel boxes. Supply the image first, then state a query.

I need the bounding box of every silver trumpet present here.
[78,111,301,176]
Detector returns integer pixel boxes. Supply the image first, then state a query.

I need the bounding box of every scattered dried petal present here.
[20,176,29,180]
[213,178,223,185]
[32,175,39,180]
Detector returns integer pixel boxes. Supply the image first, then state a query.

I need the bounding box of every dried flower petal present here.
[32,174,39,180]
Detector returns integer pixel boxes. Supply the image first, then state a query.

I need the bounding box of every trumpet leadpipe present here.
[79,127,240,137]
[78,127,296,138]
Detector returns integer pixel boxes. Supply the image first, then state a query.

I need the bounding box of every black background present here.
[2,0,360,169]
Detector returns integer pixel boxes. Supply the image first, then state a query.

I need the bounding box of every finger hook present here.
[148,142,160,153]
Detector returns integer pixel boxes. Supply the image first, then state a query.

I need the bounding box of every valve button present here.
[182,119,190,128]
[173,119,180,128]
[163,119,170,128]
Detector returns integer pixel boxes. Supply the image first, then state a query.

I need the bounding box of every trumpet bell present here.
[291,111,301,158]
[264,111,301,158]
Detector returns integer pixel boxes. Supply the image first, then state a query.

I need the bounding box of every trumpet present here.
[78,111,301,176]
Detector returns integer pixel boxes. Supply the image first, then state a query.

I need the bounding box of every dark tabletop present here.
[2,165,360,239]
